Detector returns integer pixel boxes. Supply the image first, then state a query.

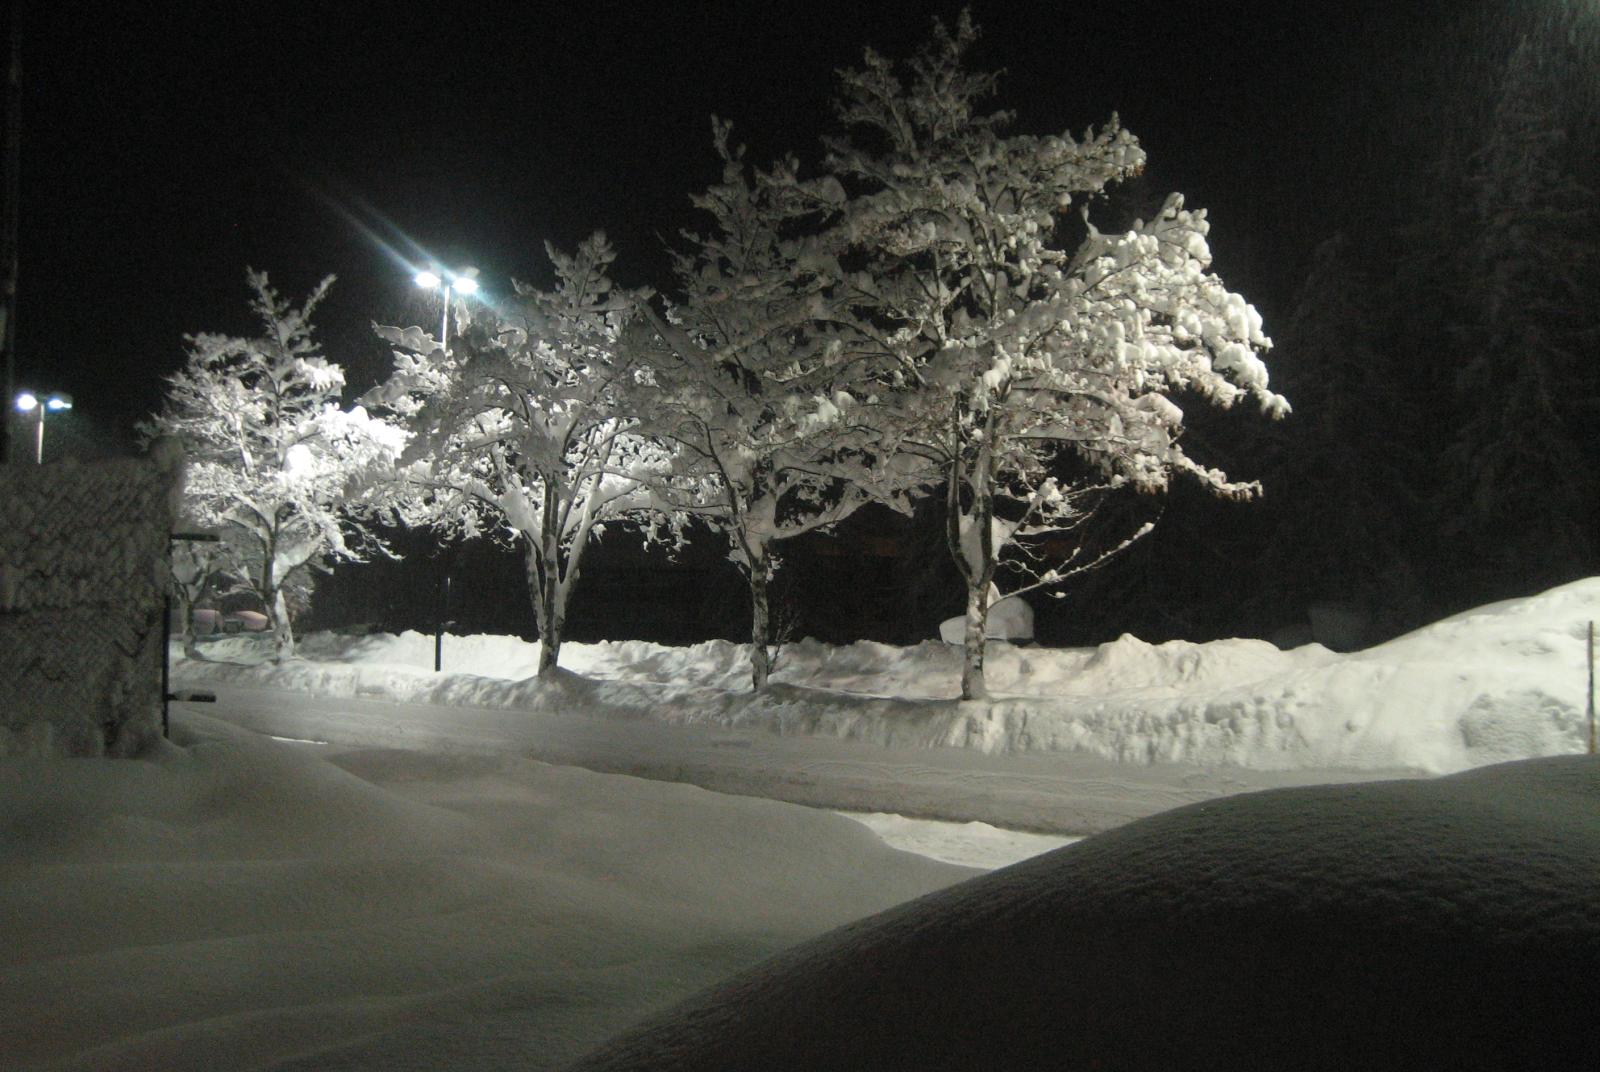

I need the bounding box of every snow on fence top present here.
[0,441,183,756]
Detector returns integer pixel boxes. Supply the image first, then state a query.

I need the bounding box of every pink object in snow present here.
[230,610,269,632]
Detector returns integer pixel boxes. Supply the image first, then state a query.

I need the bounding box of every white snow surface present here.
[837,811,1078,869]
[7,581,1598,1070]
[567,754,1600,1071]
[936,592,1035,643]
[0,714,971,1071]
[180,578,1600,774]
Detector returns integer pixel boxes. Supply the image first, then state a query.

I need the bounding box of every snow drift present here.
[567,754,1600,1072]
[178,578,1600,774]
[0,714,967,1071]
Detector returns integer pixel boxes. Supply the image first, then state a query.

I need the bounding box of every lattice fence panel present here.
[1,442,183,756]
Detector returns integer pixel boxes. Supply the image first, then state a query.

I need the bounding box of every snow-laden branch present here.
[803,12,1289,698]
[368,233,670,675]
[149,272,407,660]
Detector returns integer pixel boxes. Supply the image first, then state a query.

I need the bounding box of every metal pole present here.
[434,572,451,672]
[440,283,451,352]
[0,18,21,467]
[161,594,171,738]
[1587,620,1595,756]
[31,406,41,463]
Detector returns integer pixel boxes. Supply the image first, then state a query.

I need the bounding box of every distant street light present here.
[413,266,479,352]
[13,390,71,464]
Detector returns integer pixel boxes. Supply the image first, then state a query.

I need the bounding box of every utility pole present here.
[0,12,21,466]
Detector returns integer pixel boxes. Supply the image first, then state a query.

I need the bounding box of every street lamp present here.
[14,390,72,464]
[413,267,479,352]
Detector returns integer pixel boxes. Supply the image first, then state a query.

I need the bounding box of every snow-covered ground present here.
[1,714,975,1072]
[181,577,1600,774]
[569,753,1600,1072]
[6,580,1595,1069]
[837,811,1078,869]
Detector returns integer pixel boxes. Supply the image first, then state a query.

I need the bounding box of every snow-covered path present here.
[2,715,971,1072]
[183,685,1415,835]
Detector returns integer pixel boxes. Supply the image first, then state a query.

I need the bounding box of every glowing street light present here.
[413,266,479,352]
[14,390,71,464]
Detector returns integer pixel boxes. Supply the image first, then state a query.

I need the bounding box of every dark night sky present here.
[13,0,1436,446]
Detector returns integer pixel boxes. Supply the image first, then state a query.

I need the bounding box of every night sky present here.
[14,0,1430,441]
[18,0,1584,648]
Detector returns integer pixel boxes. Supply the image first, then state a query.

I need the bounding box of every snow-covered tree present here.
[372,233,666,676]
[167,536,231,658]
[153,272,406,661]
[629,122,919,690]
[1448,32,1598,592]
[1253,234,1426,629]
[814,15,1288,698]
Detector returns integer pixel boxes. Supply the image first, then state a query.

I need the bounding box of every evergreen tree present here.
[1448,32,1598,594]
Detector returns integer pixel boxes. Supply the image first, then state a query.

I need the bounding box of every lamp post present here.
[413,267,479,352]
[13,390,71,464]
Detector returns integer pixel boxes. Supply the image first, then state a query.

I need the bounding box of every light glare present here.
[454,276,479,295]
[15,391,38,412]
[46,396,72,412]
[414,270,442,289]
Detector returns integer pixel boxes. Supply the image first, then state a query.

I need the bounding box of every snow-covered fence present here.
[0,441,184,756]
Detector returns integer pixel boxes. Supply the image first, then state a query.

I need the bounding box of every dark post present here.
[165,531,220,735]
[434,572,452,672]
[161,594,171,738]
[1588,621,1595,756]
[0,16,22,466]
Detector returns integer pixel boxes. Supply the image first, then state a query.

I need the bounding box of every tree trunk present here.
[270,586,294,663]
[947,447,996,702]
[529,544,564,677]
[961,578,991,701]
[181,599,200,659]
[748,548,772,692]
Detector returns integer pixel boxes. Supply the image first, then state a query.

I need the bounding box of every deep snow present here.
[0,714,971,1071]
[6,580,1595,1070]
[568,754,1600,1072]
[178,577,1600,774]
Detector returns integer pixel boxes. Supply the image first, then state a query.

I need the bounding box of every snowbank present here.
[177,578,1600,774]
[568,754,1600,1072]
[0,715,967,1071]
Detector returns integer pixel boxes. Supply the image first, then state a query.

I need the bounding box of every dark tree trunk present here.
[960,578,991,701]
[529,543,564,677]
[748,546,772,692]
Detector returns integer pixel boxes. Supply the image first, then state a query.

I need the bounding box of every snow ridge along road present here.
[183,685,1412,835]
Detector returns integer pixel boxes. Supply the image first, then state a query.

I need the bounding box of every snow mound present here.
[568,755,1600,1072]
[0,715,967,1071]
[180,578,1600,774]
[937,594,1034,643]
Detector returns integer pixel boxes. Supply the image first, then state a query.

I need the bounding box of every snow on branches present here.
[152,271,406,660]
[812,13,1289,698]
[627,120,921,689]
[370,233,668,675]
